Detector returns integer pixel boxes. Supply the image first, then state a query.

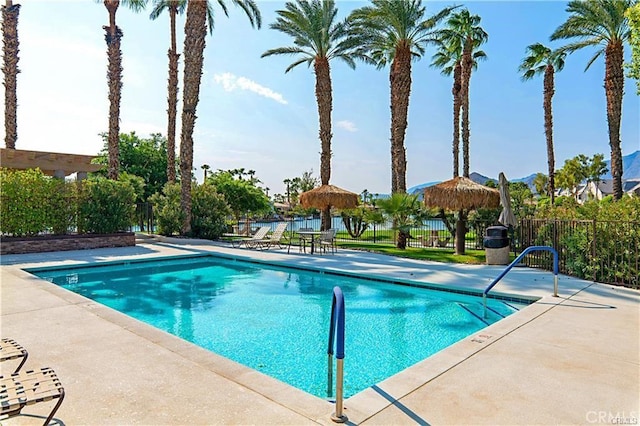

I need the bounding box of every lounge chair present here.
[1,367,65,425]
[231,226,270,249]
[258,222,289,249]
[0,338,28,374]
[437,237,451,247]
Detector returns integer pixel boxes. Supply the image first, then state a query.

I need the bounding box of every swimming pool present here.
[30,255,529,399]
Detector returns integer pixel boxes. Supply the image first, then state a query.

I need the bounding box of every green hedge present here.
[1,169,135,237]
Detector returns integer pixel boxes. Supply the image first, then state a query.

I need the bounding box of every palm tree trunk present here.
[166,4,179,184]
[397,230,408,249]
[452,60,462,178]
[461,38,472,178]
[180,0,207,234]
[2,1,19,149]
[543,64,556,204]
[604,41,625,200]
[455,209,466,255]
[390,46,411,193]
[314,57,333,231]
[104,0,122,180]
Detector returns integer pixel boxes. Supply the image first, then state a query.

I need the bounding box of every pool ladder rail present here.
[327,286,347,423]
[482,245,559,318]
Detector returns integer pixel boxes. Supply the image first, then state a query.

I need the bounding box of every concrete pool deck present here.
[1,240,638,425]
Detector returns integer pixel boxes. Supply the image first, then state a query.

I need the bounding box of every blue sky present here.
[7,0,640,197]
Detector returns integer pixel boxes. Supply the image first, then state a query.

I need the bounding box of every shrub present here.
[1,168,55,236]
[190,183,231,239]
[149,183,184,236]
[47,179,77,235]
[77,178,135,234]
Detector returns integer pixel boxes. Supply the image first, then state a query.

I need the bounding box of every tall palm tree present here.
[98,0,148,180]
[2,0,20,149]
[442,9,488,178]
[431,25,486,178]
[519,43,566,204]
[180,0,260,234]
[262,0,359,230]
[551,0,634,200]
[150,0,216,184]
[150,0,185,184]
[430,11,486,256]
[349,0,453,194]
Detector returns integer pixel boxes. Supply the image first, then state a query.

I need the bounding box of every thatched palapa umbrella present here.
[299,184,358,230]
[423,176,500,210]
[423,176,500,255]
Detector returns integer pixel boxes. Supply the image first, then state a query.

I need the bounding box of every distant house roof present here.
[0,148,103,177]
[623,179,640,193]
[592,179,614,195]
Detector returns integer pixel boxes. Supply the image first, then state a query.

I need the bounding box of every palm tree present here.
[519,43,566,204]
[551,0,634,200]
[441,9,488,178]
[2,0,20,149]
[150,0,185,184]
[180,0,261,234]
[201,163,210,181]
[98,0,147,180]
[262,0,359,230]
[349,0,453,194]
[375,193,424,249]
[533,172,549,198]
[431,21,486,178]
[150,0,216,184]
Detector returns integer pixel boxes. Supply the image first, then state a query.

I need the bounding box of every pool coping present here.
[2,241,638,425]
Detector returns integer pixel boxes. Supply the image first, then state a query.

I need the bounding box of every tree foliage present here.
[555,154,609,198]
[190,183,232,239]
[625,3,640,93]
[207,170,271,221]
[95,132,169,200]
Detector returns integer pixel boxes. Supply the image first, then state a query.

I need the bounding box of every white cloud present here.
[213,72,288,105]
[336,120,358,132]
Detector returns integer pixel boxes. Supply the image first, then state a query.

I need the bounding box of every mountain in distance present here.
[603,150,640,180]
[406,150,640,195]
[407,181,440,195]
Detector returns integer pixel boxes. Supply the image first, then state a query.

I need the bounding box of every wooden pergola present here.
[0,148,103,179]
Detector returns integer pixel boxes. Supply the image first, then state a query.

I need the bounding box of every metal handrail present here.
[327,286,347,423]
[483,245,559,318]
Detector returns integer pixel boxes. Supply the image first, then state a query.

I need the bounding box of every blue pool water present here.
[31,256,528,398]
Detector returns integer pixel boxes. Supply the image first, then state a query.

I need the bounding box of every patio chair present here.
[231,226,270,249]
[418,231,441,248]
[1,367,65,425]
[295,227,314,253]
[437,237,451,248]
[318,228,338,254]
[259,222,289,249]
[0,338,28,374]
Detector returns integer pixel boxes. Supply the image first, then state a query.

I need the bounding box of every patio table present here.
[295,230,322,254]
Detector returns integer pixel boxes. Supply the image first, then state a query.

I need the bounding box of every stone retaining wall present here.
[1,233,135,255]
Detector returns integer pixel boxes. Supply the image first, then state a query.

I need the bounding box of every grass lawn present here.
[336,241,490,264]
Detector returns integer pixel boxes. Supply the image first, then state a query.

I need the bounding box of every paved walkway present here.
[1,240,638,425]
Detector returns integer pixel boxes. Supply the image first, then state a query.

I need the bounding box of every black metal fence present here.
[253,216,495,251]
[132,203,155,233]
[519,219,639,289]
